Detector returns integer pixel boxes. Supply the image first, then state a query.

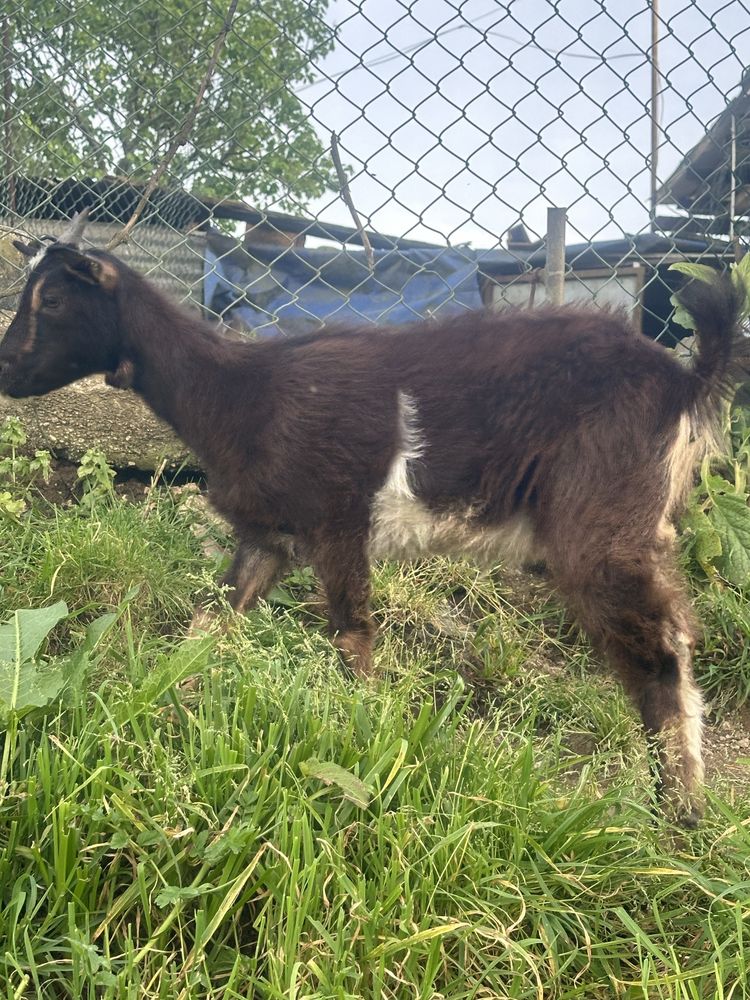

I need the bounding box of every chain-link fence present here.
[1,0,749,341]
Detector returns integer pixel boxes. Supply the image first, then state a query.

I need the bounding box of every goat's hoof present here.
[678,808,702,830]
[333,629,375,679]
[660,789,705,829]
[674,799,704,829]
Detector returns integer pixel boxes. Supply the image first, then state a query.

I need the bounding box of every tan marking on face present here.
[21,276,43,354]
[89,256,119,291]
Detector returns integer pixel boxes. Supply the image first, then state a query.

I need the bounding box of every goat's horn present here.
[58,208,90,247]
[12,238,41,258]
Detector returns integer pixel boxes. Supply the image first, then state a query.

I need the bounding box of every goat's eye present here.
[41,296,61,310]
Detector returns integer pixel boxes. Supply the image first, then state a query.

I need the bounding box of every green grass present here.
[0,482,749,998]
[694,583,750,709]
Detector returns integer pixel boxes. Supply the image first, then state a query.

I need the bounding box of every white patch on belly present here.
[369,392,540,565]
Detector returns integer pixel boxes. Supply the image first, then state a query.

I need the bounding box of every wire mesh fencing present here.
[1,0,749,342]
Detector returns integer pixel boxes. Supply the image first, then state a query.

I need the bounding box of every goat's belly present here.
[369,390,539,565]
[369,488,538,565]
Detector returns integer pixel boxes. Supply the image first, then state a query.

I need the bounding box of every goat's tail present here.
[675,271,748,407]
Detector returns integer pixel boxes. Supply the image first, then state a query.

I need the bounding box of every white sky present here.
[293,0,750,248]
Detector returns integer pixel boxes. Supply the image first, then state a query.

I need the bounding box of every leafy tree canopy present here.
[3,1,335,209]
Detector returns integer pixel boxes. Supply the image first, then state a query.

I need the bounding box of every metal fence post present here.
[545,207,567,306]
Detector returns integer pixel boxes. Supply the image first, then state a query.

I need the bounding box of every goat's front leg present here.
[190,530,291,632]
[307,527,374,677]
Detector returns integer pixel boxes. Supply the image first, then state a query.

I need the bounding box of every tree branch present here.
[107,0,239,251]
[331,132,374,271]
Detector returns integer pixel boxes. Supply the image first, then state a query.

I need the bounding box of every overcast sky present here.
[294,0,750,248]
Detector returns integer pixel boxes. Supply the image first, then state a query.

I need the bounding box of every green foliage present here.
[0,444,749,994]
[76,447,116,505]
[0,602,118,727]
[0,567,747,996]
[0,491,25,520]
[299,756,373,808]
[681,410,750,589]
[670,254,750,329]
[0,417,51,519]
[683,464,750,586]
[680,409,750,707]
[0,601,69,724]
[694,583,750,708]
[7,1,336,208]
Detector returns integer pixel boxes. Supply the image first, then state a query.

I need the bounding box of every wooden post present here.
[545,207,566,306]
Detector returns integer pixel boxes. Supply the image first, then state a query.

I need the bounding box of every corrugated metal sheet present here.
[3,218,205,307]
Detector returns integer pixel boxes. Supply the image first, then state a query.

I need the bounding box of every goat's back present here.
[211,306,692,549]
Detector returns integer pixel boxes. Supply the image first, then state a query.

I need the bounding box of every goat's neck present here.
[121,284,249,459]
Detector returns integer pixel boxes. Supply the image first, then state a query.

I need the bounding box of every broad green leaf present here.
[681,507,722,576]
[669,263,722,330]
[58,611,120,708]
[669,262,720,283]
[0,601,68,667]
[80,611,118,653]
[706,488,750,587]
[300,757,372,808]
[669,293,697,330]
[202,823,255,865]
[0,661,66,724]
[702,470,736,494]
[731,256,750,321]
[0,602,69,724]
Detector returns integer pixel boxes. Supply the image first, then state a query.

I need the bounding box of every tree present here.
[1,1,335,211]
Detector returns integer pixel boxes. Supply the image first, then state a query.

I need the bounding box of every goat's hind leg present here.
[559,554,705,826]
[190,529,291,632]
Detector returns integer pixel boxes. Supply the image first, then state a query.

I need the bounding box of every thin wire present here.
[297,20,641,93]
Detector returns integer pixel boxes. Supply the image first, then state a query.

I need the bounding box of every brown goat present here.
[2,218,747,826]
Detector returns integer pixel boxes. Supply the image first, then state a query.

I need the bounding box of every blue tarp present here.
[204,240,483,335]
[203,232,718,335]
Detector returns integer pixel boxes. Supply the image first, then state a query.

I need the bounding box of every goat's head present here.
[0,214,123,398]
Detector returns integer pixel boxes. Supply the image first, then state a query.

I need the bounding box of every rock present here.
[0,310,199,471]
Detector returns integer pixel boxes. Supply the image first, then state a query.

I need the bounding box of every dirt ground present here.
[35,457,200,507]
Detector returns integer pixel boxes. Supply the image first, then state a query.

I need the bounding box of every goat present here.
[1,215,747,826]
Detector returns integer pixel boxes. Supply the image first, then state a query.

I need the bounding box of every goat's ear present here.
[12,239,42,258]
[64,254,118,291]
